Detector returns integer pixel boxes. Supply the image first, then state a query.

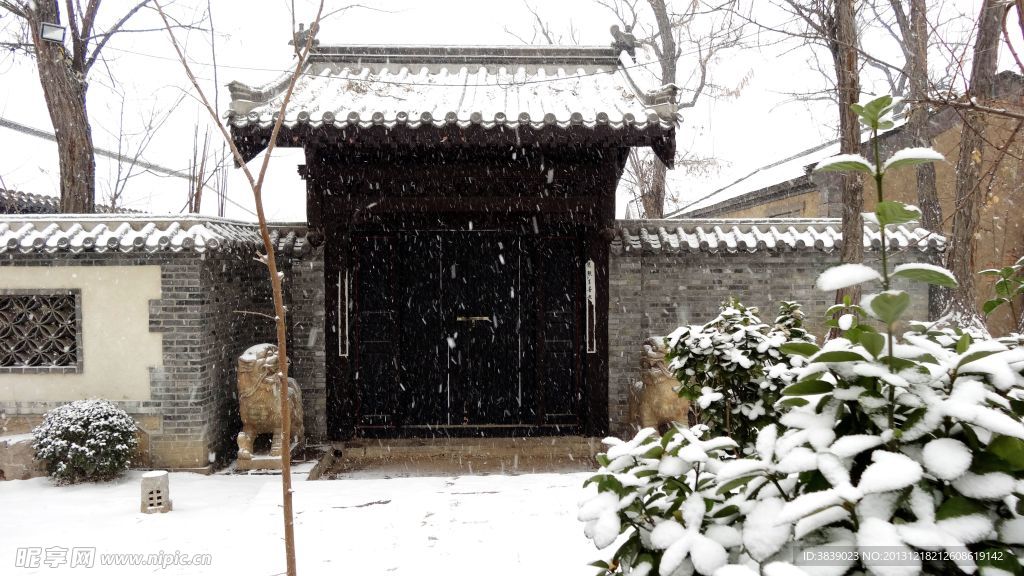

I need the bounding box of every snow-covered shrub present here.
[581,96,1024,576]
[774,301,813,343]
[579,424,740,575]
[666,300,808,450]
[32,399,138,484]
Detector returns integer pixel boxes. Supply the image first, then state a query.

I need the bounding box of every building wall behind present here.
[607,248,929,438]
[0,265,162,402]
[703,104,1024,335]
[861,117,1024,335]
[709,190,821,220]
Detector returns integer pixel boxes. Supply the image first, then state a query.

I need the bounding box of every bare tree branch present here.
[83,1,151,73]
[917,96,1024,122]
[155,2,324,573]
[1003,0,1024,74]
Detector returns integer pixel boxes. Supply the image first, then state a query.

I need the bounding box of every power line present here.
[0,116,260,218]
[0,116,192,180]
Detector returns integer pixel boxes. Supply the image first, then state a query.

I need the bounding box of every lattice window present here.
[0,291,82,372]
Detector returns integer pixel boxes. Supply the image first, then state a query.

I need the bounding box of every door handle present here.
[456,316,491,323]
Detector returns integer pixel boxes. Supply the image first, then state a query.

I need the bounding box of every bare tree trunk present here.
[642,161,668,218]
[895,0,942,318]
[643,0,677,219]
[833,0,864,308]
[25,2,95,212]
[945,0,1004,327]
[649,0,677,85]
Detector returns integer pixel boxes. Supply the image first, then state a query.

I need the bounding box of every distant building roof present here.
[226,44,677,164]
[672,70,1024,218]
[670,129,888,218]
[614,219,944,254]
[0,214,309,257]
[0,189,140,215]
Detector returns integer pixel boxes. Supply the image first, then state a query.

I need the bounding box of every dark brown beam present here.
[230,122,675,163]
[335,196,600,214]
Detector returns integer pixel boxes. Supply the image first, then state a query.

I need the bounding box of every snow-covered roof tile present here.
[0,215,311,258]
[226,45,674,132]
[0,188,140,215]
[611,219,945,255]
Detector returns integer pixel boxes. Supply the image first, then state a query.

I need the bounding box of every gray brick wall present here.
[287,246,327,442]
[202,251,276,465]
[607,249,930,437]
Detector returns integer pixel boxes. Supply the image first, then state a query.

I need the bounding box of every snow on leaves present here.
[881,147,946,173]
[815,153,877,175]
[858,451,923,494]
[921,438,972,481]
[584,315,1024,576]
[584,317,1024,576]
[815,264,882,291]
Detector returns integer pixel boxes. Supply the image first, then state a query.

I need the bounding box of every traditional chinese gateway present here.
[226,44,677,438]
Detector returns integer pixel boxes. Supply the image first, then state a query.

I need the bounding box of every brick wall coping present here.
[1,214,945,256]
[0,214,309,257]
[614,218,945,255]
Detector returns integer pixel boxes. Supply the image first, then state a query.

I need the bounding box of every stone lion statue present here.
[629,337,690,432]
[236,343,304,460]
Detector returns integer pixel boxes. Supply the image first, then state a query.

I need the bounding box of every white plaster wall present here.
[0,266,162,402]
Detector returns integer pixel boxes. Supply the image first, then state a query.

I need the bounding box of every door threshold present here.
[354,424,583,439]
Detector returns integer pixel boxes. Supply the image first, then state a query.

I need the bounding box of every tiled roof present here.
[227,45,674,131]
[0,189,138,215]
[0,215,310,257]
[614,219,945,254]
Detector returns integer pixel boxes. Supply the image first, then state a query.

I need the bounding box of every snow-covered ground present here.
[2,469,600,575]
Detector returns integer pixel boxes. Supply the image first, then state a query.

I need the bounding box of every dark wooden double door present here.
[353,232,581,433]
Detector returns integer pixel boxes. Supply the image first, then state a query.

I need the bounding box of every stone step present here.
[322,436,605,478]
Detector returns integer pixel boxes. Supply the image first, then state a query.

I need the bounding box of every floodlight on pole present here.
[40,22,66,44]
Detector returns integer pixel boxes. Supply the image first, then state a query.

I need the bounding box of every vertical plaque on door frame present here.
[585,259,596,354]
[338,270,349,357]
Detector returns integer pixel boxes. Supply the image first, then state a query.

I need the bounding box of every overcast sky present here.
[0,0,1018,220]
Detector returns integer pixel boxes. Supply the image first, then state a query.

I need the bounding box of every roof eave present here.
[229,118,676,163]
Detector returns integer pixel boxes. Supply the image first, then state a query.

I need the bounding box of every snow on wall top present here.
[615,219,945,255]
[0,216,944,257]
[0,215,309,256]
[226,45,673,131]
